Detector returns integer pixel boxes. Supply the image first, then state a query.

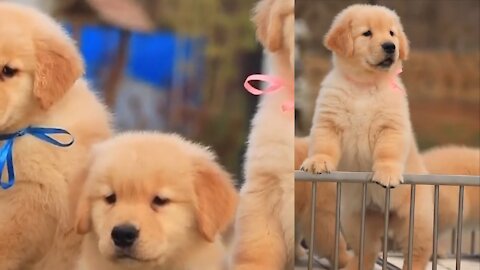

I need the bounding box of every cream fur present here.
[422,146,480,256]
[73,132,238,270]
[301,5,433,270]
[0,3,111,269]
[231,0,294,269]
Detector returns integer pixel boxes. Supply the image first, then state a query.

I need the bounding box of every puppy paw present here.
[300,154,336,174]
[372,162,404,187]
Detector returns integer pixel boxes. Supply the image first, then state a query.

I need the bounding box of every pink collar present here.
[343,68,404,92]
[244,74,294,111]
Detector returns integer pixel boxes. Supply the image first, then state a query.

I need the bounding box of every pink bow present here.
[390,68,403,92]
[244,74,294,112]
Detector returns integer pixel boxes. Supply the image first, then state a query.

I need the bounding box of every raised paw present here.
[372,162,404,187]
[300,154,336,174]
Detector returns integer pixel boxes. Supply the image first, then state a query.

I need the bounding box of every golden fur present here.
[300,5,433,270]
[231,0,294,269]
[73,132,238,270]
[0,3,111,269]
[422,146,480,255]
[295,137,350,266]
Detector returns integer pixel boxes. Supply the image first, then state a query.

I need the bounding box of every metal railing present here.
[295,171,480,270]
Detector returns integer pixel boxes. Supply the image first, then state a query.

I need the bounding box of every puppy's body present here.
[422,146,480,248]
[294,137,350,266]
[231,0,294,269]
[0,3,111,269]
[301,5,433,270]
[74,133,237,270]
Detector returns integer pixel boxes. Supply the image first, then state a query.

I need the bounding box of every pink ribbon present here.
[390,68,403,92]
[244,74,294,112]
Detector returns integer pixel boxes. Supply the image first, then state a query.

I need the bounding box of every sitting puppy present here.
[74,132,238,270]
[301,5,433,270]
[0,3,111,269]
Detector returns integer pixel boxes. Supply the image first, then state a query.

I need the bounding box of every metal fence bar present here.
[407,185,416,270]
[471,231,476,255]
[333,182,342,270]
[455,186,464,270]
[382,188,391,270]
[359,183,367,270]
[307,182,317,270]
[295,171,480,186]
[451,229,456,254]
[432,185,440,270]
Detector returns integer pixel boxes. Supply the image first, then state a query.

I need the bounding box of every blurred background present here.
[5,0,263,182]
[295,0,480,150]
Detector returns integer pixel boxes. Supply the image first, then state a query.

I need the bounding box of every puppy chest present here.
[336,95,381,171]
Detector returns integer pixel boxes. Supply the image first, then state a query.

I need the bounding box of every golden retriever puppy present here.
[300,5,433,270]
[422,146,480,255]
[74,132,238,270]
[295,137,350,266]
[231,0,294,269]
[0,3,111,269]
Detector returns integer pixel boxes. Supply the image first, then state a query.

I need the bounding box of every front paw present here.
[300,154,336,174]
[372,162,404,187]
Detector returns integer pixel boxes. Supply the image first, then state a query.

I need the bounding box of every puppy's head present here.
[324,4,409,72]
[253,0,294,65]
[74,133,238,266]
[0,3,83,130]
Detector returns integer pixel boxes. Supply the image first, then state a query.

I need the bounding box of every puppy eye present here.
[152,196,170,207]
[362,30,372,37]
[105,193,116,204]
[2,65,18,78]
[390,30,395,36]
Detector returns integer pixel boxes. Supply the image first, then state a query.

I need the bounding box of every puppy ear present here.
[194,156,238,242]
[324,17,354,57]
[397,28,410,60]
[252,0,292,52]
[72,154,94,234]
[33,32,84,109]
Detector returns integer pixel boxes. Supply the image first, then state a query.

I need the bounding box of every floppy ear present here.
[252,0,292,52]
[194,157,238,242]
[71,156,94,234]
[324,17,354,57]
[34,32,84,109]
[397,27,410,60]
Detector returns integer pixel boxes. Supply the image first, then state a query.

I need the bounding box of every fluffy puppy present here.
[295,137,350,266]
[0,3,111,269]
[74,132,238,270]
[231,0,295,269]
[422,146,480,254]
[300,5,433,270]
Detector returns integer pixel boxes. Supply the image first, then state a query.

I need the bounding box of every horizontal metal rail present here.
[295,171,480,186]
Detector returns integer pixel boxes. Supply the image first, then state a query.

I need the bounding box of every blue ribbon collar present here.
[0,126,74,190]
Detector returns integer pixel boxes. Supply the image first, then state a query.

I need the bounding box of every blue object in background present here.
[63,23,205,95]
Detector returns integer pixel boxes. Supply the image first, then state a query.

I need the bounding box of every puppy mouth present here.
[375,57,395,68]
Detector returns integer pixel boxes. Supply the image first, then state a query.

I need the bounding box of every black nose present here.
[111,224,139,248]
[382,42,396,54]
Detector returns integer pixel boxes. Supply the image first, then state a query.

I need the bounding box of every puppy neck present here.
[333,54,402,88]
[270,48,294,89]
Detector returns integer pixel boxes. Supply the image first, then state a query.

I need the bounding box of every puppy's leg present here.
[391,185,433,270]
[297,182,350,267]
[0,185,62,270]
[300,119,341,174]
[232,192,287,270]
[342,209,384,270]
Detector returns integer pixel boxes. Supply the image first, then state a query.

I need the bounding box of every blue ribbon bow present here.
[0,126,74,190]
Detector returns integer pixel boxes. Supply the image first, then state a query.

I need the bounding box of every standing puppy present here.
[301,5,433,270]
[231,0,294,269]
[0,3,111,269]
